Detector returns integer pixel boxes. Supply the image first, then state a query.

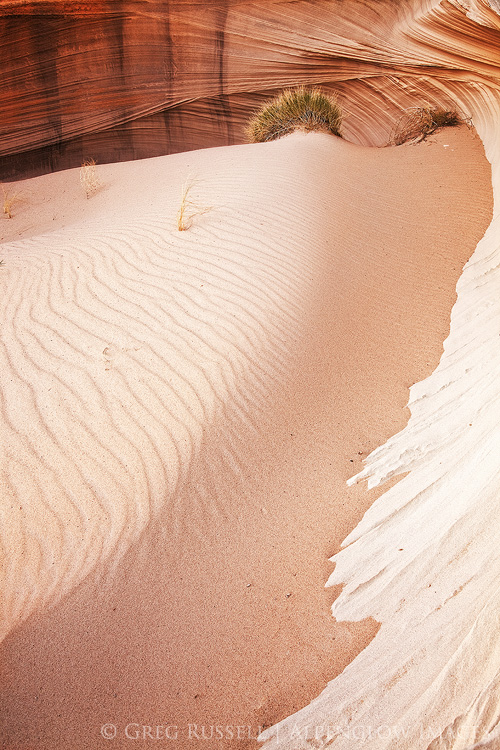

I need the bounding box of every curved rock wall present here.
[1,0,499,178]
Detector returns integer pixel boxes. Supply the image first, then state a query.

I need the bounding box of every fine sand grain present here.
[0,126,493,749]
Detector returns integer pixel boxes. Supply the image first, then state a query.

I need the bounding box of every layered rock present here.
[1,0,499,178]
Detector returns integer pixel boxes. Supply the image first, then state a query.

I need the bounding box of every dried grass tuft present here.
[80,158,101,199]
[2,185,23,219]
[389,106,463,146]
[176,178,211,231]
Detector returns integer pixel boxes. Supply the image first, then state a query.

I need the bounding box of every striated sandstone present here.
[0,0,499,177]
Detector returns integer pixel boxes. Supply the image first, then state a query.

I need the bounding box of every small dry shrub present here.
[389,106,462,146]
[2,185,23,218]
[80,158,101,199]
[176,178,211,231]
[246,86,342,143]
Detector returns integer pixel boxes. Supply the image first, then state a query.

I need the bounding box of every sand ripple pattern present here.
[0,167,323,643]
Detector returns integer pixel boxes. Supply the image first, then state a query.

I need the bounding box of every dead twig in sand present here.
[388,106,462,146]
[177,178,211,231]
[79,158,101,199]
[2,185,23,219]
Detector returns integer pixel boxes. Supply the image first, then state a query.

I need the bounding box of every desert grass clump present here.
[176,178,211,231]
[246,86,343,143]
[79,158,101,199]
[389,106,462,146]
[2,185,23,218]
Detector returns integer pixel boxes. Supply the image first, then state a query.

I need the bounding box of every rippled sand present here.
[0,124,493,749]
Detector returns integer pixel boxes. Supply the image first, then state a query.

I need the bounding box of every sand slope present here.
[260,51,500,750]
[0,125,492,749]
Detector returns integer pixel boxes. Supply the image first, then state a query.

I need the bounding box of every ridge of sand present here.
[260,75,500,750]
[0,126,493,749]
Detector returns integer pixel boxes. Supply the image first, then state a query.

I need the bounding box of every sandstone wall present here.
[1,1,499,175]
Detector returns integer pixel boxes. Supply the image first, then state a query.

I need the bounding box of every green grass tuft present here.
[389,106,462,146]
[246,87,342,143]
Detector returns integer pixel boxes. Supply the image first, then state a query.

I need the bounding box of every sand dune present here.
[0,121,493,749]
[260,34,500,750]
